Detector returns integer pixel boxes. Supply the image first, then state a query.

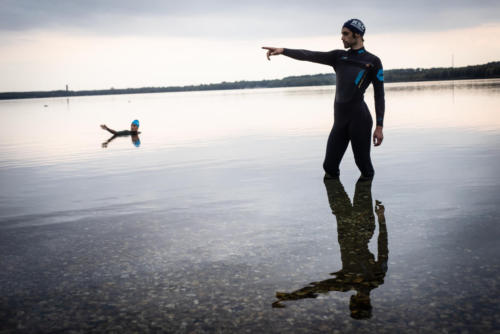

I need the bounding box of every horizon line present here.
[1,60,499,95]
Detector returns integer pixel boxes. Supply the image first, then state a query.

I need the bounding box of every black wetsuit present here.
[115,130,138,136]
[283,47,385,177]
[101,128,141,148]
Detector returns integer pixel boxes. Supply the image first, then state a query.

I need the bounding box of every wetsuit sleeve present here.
[283,49,340,67]
[372,57,385,127]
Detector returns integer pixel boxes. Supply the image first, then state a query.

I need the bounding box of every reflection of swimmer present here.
[100,119,141,148]
[272,178,388,319]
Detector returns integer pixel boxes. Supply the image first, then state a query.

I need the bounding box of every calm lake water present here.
[1,79,499,333]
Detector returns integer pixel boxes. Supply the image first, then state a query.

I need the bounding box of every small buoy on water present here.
[44,105,48,107]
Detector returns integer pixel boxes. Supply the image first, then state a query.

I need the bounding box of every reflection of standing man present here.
[263,19,385,180]
[272,178,388,319]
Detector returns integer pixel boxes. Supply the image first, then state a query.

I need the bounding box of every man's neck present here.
[350,42,364,50]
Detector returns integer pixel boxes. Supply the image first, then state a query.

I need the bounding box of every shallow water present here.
[1,79,499,333]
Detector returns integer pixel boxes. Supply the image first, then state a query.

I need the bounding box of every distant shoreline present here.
[1,61,499,101]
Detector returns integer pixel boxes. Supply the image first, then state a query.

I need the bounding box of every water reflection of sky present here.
[0,79,499,168]
[0,79,499,332]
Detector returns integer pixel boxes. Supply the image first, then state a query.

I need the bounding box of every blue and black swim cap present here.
[131,119,140,127]
[343,19,366,36]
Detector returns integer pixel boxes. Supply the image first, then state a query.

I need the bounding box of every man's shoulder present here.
[364,50,382,63]
[332,49,347,55]
[330,49,348,60]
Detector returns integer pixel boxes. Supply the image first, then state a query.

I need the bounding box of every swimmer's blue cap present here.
[343,18,366,36]
[131,119,139,127]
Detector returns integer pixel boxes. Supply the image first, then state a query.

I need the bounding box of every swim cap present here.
[343,19,366,36]
[131,119,140,127]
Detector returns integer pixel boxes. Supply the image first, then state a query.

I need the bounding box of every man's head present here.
[349,291,372,319]
[131,119,140,132]
[341,18,365,49]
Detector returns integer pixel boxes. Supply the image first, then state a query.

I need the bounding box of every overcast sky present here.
[1,0,499,91]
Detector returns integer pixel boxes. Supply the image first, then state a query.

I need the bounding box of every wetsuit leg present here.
[349,102,374,178]
[323,116,350,177]
[324,177,352,216]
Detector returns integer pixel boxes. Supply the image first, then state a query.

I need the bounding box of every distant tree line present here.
[384,61,500,82]
[1,61,499,100]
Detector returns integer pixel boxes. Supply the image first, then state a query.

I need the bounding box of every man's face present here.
[341,27,356,48]
[131,123,139,132]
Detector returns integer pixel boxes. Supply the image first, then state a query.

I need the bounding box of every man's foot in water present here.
[358,174,374,182]
[324,172,339,180]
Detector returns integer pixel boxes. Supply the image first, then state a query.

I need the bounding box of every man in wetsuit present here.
[100,119,141,147]
[262,18,384,179]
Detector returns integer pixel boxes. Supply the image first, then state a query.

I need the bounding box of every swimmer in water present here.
[100,119,141,148]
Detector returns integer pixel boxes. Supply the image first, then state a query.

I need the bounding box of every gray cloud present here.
[1,0,499,37]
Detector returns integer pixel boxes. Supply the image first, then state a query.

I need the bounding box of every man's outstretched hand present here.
[373,126,384,146]
[262,47,284,60]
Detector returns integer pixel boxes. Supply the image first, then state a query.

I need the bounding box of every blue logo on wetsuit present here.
[354,70,366,85]
[376,69,384,82]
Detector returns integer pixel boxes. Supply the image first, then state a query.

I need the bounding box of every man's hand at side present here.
[373,126,384,146]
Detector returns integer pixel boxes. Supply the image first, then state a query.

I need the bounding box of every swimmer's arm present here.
[100,124,117,135]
